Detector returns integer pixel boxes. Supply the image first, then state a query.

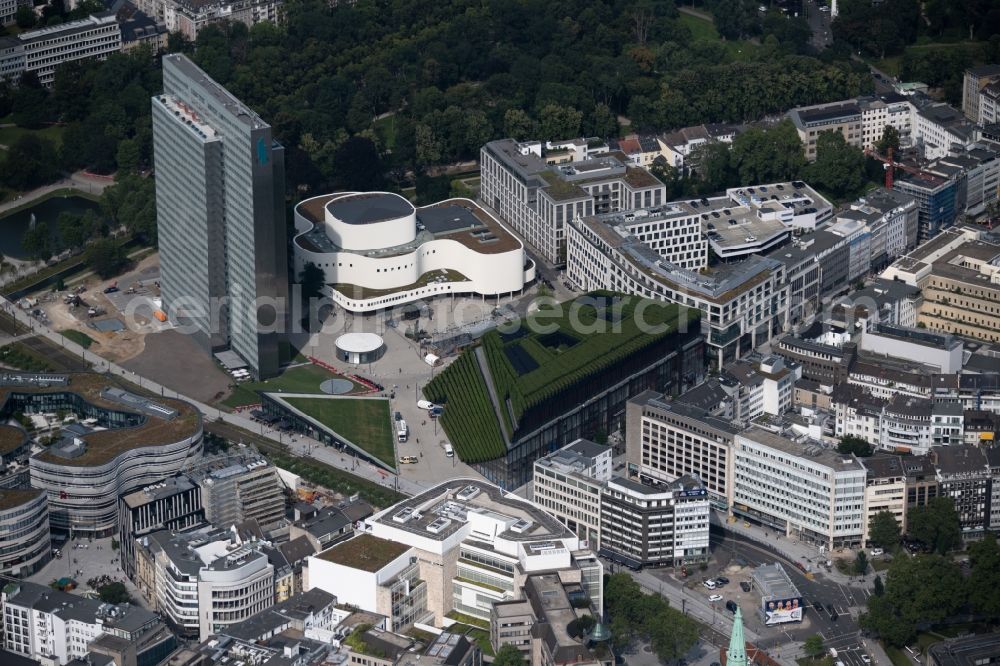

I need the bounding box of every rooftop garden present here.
[222,362,364,409]
[318,533,410,572]
[424,293,697,462]
[283,396,394,467]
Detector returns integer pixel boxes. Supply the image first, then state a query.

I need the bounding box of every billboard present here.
[763,597,803,625]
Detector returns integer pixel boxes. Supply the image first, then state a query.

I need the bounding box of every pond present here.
[0,195,102,259]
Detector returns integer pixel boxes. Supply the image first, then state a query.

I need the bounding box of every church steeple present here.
[727,606,748,666]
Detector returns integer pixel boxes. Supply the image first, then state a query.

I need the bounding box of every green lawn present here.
[374,114,398,152]
[0,123,67,149]
[679,12,719,41]
[285,396,395,467]
[222,363,360,408]
[61,330,94,348]
[884,645,912,666]
[678,12,762,61]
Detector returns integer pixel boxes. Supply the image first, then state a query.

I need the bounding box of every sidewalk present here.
[0,171,114,216]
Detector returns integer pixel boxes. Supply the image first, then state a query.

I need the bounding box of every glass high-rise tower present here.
[152,54,288,379]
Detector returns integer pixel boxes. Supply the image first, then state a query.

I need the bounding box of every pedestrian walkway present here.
[0,297,433,498]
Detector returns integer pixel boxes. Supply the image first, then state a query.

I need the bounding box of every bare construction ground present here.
[120,328,233,404]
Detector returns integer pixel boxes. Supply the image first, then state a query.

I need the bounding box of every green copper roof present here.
[727,605,747,666]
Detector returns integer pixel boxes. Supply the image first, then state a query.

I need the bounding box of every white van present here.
[417,400,437,411]
[444,444,454,457]
[829,648,838,658]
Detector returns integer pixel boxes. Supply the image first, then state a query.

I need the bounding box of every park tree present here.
[907,497,961,554]
[98,582,131,604]
[538,104,582,142]
[967,532,1000,619]
[0,135,59,191]
[803,634,825,659]
[868,510,902,551]
[854,550,869,576]
[875,125,900,157]
[85,238,127,279]
[21,223,52,261]
[837,435,873,457]
[873,574,884,597]
[688,142,735,194]
[15,5,36,28]
[492,645,526,666]
[332,136,383,191]
[730,120,804,185]
[806,131,867,200]
[860,553,964,647]
[503,109,536,141]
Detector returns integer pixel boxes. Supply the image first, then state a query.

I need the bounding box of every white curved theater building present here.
[293,192,535,312]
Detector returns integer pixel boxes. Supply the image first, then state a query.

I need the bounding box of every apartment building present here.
[929,147,1000,219]
[788,100,862,161]
[861,455,908,546]
[859,93,914,150]
[0,13,122,86]
[913,102,977,160]
[977,81,1000,125]
[609,134,663,167]
[963,64,1000,123]
[658,123,739,172]
[599,474,710,569]
[723,356,798,425]
[2,581,175,666]
[626,391,737,509]
[136,0,282,40]
[480,138,665,264]
[833,188,919,272]
[306,480,604,630]
[732,428,866,549]
[933,444,991,539]
[532,439,612,544]
[986,447,1000,530]
[136,525,276,640]
[834,278,922,329]
[117,474,205,580]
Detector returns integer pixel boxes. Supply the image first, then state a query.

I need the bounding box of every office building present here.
[833,188,919,272]
[903,454,940,509]
[0,489,49,577]
[626,390,737,509]
[963,64,1000,122]
[0,13,121,86]
[774,324,856,387]
[6,373,203,538]
[137,524,275,640]
[932,444,991,539]
[187,449,285,532]
[882,226,1000,343]
[480,138,666,265]
[732,428,866,549]
[599,474,710,569]
[1,581,175,666]
[307,479,604,630]
[860,455,908,545]
[833,278,922,329]
[722,356,798,426]
[490,574,612,666]
[986,447,1000,531]
[0,0,29,25]
[153,53,288,378]
[860,323,963,374]
[787,100,862,161]
[928,633,1000,666]
[892,170,957,242]
[292,192,533,313]
[117,475,205,580]
[532,439,612,544]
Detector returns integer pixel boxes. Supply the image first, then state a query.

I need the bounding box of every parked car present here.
[725,600,738,613]
[703,580,717,590]
[103,286,119,294]
[715,576,729,585]
[812,600,824,612]
[708,594,723,602]
[394,411,402,421]
[398,456,418,464]
[740,581,751,593]
[870,548,884,557]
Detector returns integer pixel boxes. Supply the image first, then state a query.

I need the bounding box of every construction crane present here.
[864,146,939,189]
